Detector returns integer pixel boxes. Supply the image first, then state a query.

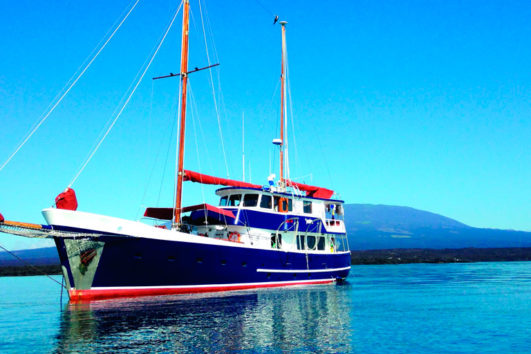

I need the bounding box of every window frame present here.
[306,235,316,250]
[317,236,325,251]
[219,196,228,206]
[260,194,273,209]
[228,194,242,207]
[243,193,259,207]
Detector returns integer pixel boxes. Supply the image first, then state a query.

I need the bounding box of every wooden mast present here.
[174,0,190,226]
[279,21,287,186]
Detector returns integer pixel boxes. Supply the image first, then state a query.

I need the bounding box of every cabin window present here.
[271,233,282,249]
[303,201,312,214]
[281,198,292,212]
[336,204,344,219]
[317,236,325,251]
[219,196,228,206]
[325,204,332,218]
[326,203,344,219]
[243,194,259,207]
[228,194,242,207]
[297,235,305,250]
[306,235,316,250]
[273,196,292,212]
[260,195,272,209]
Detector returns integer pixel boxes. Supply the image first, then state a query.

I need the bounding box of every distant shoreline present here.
[350,247,531,265]
[1,247,530,277]
[0,265,61,277]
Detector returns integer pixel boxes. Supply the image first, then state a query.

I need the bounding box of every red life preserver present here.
[228,231,240,242]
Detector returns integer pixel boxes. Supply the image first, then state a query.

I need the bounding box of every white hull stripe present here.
[256,266,351,273]
[80,279,336,291]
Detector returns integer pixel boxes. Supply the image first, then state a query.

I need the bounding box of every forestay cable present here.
[188,82,207,205]
[0,0,141,173]
[286,48,300,178]
[69,1,184,188]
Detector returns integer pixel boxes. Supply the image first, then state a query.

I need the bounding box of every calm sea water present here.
[0,262,530,353]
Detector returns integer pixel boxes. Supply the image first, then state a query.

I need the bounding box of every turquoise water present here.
[0,262,530,353]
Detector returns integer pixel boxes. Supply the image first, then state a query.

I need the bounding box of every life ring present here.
[228,231,241,242]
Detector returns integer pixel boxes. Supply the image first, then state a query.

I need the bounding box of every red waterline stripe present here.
[69,279,335,301]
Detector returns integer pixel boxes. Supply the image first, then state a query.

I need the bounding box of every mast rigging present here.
[174,0,191,226]
[279,21,288,186]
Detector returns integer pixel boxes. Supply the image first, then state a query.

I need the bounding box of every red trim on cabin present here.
[68,279,335,301]
[181,203,235,218]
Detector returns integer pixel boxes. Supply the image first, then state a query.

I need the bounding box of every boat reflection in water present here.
[56,284,353,352]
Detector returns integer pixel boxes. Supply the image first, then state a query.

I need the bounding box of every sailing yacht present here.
[0,0,351,301]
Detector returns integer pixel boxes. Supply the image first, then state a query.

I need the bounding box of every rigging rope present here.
[0,242,67,289]
[286,48,300,178]
[188,82,207,205]
[0,0,141,173]
[172,73,183,224]
[135,81,156,219]
[68,1,184,188]
[198,0,230,178]
[157,109,177,206]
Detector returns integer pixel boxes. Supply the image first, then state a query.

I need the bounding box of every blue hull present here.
[54,233,351,300]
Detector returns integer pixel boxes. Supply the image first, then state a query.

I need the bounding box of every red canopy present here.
[183,170,333,199]
[285,180,334,199]
[184,170,261,189]
[181,203,235,218]
[144,204,235,220]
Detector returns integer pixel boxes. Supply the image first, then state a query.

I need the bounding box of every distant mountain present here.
[0,247,59,267]
[345,204,531,250]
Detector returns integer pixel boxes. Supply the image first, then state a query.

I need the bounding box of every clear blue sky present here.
[0,0,530,250]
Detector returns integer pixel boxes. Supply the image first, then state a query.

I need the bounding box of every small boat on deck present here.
[0,0,351,301]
